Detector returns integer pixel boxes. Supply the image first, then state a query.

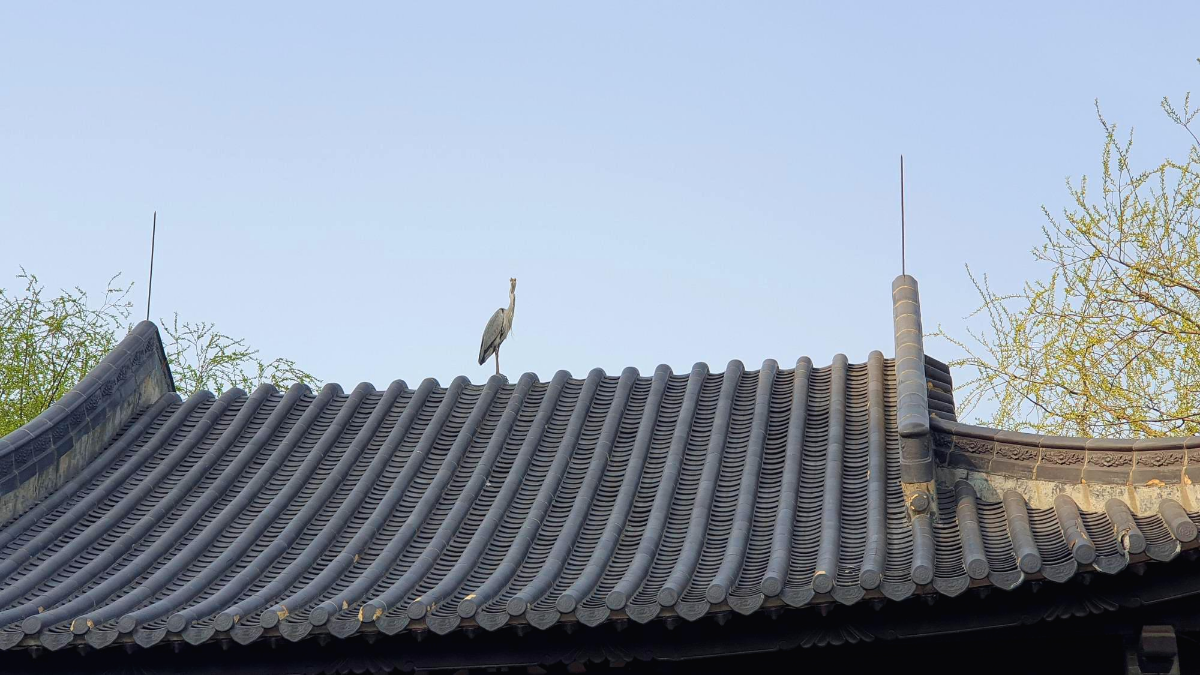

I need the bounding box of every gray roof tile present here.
[0,327,1198,655]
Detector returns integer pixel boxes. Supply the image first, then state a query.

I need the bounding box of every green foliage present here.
[160,313,316,397]
[935,61,1200,438]
[0,270,131,437]
[0,271,318,437]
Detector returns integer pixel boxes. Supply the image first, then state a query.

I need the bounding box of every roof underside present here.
[1,348,1199,656]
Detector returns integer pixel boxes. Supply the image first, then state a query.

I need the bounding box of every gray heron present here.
[478,277,516,375]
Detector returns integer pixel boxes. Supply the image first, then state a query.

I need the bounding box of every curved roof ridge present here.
[932,416,1200,453]
[0,321,175,525]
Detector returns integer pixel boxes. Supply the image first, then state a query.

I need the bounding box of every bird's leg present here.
[495,347,500,376]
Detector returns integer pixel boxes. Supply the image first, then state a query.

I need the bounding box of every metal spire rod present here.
[900,155,906,276]
[146,211,156,322]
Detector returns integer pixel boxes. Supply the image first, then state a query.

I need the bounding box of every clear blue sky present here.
[2,3,1198,404]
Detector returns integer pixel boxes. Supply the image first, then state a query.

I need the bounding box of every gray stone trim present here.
[932,417,1200,507]
[892,275,932,483]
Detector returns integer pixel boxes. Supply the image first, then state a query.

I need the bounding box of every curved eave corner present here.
[0,321,175,524]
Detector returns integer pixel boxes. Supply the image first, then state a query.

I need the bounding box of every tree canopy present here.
[937,61,1200,438]
[0,270,317,438]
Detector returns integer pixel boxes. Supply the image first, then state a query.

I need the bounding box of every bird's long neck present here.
[505,290,516,329]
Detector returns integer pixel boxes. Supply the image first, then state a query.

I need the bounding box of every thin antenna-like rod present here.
[146,211,156,322]
[900,155,906,276]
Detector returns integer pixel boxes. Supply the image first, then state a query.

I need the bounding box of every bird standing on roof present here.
[478,278,516,376]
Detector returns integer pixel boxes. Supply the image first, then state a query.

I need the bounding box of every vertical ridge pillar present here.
[893,275,934,490]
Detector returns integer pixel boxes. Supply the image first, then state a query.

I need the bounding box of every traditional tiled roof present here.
[1,279,1199,660]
